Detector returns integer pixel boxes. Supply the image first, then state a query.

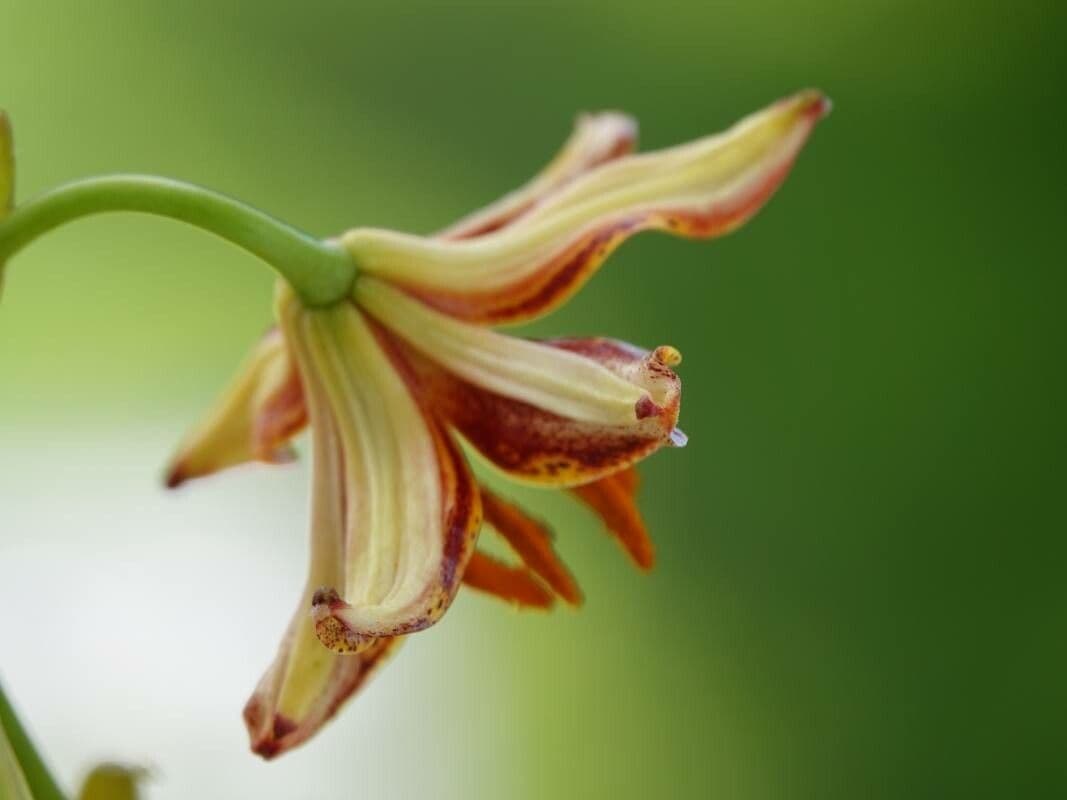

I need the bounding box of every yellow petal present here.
[164,328,306,487]
[438,111,637,240]
[242,374,400,757]
[164,113,637,485]
[355,276,662,427]
[361,281,683,487]
[276,283,480,646]
[244,605,399,758]
[342,90,828,324]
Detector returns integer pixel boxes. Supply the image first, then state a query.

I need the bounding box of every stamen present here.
[652,345,682,367]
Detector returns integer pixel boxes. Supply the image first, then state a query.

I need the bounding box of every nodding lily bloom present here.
[166,90,829,757]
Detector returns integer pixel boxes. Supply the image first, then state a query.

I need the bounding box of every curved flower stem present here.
[0,680,67,800]
[0,175,356,307]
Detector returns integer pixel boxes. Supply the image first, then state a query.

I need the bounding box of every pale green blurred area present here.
[1,1,1065,798]
[77,765,145,800]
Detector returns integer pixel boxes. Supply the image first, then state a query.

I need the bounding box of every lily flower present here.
[166,90,829,757]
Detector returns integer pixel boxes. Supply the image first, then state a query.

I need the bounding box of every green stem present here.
[0,680,67,800]
[0,175,355,307]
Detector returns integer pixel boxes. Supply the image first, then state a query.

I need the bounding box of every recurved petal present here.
[438,111,638,241]
[571,466,654,570]
[343,90,829,325]
[462,550,555,609]
[165,328,307,488]
[357,277,675,427]
[243,388,398,758]
[358,279,684,486]
[277,285,481,649]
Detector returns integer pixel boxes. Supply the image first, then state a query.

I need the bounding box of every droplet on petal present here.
[358,293,684,487]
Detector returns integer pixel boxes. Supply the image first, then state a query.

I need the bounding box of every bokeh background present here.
[1,1,1064,798]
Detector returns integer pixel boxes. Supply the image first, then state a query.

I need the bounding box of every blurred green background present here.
[1,1,1064,798]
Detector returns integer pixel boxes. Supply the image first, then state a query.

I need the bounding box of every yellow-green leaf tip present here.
[77,763,150,800]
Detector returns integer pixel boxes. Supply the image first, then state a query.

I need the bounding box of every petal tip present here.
[243,696,281,760]
[310,588,375,654]
[635,551,656,572]
[795,89,832,121]
[565,588,586,607]
[163,463,188,489]
[247,713,299,760]
[516,585,557,610]
[251,741,281,760]
[578,110,639,153]
[816,94,833,119]
[249,733,283,760]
